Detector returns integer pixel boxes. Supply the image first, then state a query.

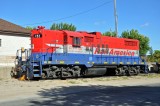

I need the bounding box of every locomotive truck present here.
[11,26,147,80]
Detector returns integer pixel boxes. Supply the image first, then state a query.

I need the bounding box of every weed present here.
[68,80,79,84]
[138,73,160,78]
[81,79,88,82]
[96,78,105,81]
[122,76,129,80]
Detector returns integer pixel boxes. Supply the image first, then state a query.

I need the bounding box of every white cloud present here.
[141,22,149,27]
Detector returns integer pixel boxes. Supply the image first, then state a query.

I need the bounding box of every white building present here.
[0,18,30,66]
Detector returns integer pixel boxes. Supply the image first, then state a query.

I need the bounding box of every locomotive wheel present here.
[125,69,131,76]
[132,67,139,75]
[120,69,126,76]
[42,72,47,79]
[135,69,140,75]
[115,67,126,76]
[115,68,120,76]
[115,67,125,76]
[67,72,72,78]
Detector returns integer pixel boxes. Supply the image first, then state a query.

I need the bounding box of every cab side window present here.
[73,37,81,47]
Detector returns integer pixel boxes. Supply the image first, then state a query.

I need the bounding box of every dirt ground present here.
[0,67,12,79]
[0,70,160,102]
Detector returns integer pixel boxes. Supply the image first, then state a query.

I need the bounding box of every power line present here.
[22,0,113,26]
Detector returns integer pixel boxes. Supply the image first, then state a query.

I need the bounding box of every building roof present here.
[0,18,30,36]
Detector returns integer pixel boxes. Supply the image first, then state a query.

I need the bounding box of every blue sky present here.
[0,0,160,50]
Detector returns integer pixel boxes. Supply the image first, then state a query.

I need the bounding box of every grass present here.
[68,80,80,84]
[146,73,160,78]
[72,74,160,87]
[92,73,160,82]
[139,73,160,78]
[121,76,129,80]
[81,79,88,82]
[95,76,123,81]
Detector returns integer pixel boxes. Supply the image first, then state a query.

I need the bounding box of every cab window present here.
[73,37,81,47]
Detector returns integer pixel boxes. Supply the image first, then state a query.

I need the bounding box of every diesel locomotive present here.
[12,26,147,79]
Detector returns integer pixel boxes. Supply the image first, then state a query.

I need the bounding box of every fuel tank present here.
[85,68,106,76]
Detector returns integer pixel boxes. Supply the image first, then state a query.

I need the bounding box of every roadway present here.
[1,82,160,106]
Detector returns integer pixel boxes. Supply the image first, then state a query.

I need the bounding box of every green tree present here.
[50,23,76,31]
[153,50,160,63]
[103,31,116,37]
[149,47,153,56]
[26,26,35,30]
[147,47,154,62]
[121,29,150,55]
[147,50,160,62]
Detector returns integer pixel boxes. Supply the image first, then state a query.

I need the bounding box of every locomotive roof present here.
[35,27,139,42]
[0,18,30,36]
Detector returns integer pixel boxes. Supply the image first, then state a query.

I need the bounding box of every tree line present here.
[26,23,160,63]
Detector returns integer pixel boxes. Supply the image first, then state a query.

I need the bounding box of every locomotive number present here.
[34,34,42,38]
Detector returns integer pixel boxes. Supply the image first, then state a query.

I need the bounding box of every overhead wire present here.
[22,0,113,26]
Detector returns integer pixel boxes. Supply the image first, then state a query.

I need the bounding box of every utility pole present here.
[114,0,118,37]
